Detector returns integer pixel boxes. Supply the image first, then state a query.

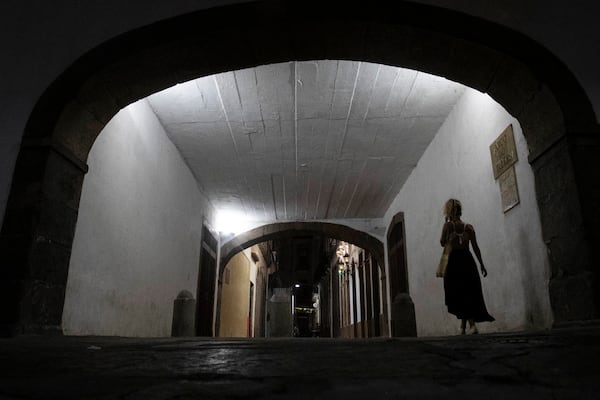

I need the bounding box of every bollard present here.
[171,290,196,337]
[391,293,417,337]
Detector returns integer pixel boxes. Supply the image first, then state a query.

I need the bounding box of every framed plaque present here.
[490,124,518,179]
[499,166,520,212]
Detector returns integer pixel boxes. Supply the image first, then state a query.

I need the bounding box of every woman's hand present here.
[480,265,488,277]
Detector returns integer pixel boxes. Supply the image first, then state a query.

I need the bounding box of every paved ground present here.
[1,325,600,399]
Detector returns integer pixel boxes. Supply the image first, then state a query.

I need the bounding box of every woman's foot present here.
[467,325,479,335]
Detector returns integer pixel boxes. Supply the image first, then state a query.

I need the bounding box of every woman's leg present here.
[468,319,478,334]
[460,319,467,335]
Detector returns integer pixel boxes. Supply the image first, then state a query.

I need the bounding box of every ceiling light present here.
[215,209,254,235]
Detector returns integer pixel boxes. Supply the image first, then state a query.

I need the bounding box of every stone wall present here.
[61,100,210,337]
[384,89,553,336]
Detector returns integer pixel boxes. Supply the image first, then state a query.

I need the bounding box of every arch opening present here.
[216,223,388,338]
[1,1,598,336]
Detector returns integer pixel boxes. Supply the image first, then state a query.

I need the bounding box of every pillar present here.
[364,256,373,337]
[370,257,381,337]
[0,140,87,336]
[351,264,358,338]
[359,260,367,337]
[530,134,600,322]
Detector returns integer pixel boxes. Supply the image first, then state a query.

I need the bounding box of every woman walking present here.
[440,199,494,334]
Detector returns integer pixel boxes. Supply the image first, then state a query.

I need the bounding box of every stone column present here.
[351,264,358,338]
[364,256,373,337]
[370,259,381,337]
[339,271,345,332]
[0,140,87,336]
[530,133,600,322]
[358,261,366,337]
[331,268,340,338]
[344,272,350,335]
[361,258,368,337]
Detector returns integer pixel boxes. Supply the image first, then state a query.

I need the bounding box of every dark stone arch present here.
[16,1,598,163]
[220,222,384,274]
[1,0,598,335]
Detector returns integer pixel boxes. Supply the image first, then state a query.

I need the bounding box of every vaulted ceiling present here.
[146,60,465,224]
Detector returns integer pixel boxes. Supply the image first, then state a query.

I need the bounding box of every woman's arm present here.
[468,225,487,277]
[440,221,450,247]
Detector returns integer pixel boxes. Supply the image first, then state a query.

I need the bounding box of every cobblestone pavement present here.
[1,325,599,399]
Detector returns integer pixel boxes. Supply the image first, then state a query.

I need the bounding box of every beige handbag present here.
[436,243,452,278]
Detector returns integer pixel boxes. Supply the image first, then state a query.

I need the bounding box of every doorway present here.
[196,225,217,336]
[387,212,417,337]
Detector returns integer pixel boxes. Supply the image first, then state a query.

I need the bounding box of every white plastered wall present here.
[384,88,553,336]
[62,99,212,337]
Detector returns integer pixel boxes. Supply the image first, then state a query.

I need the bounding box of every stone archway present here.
[1,0,598,335]
[217,221,386,337]
[220,222,384,272]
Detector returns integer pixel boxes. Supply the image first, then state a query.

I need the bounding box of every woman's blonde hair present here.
[444,198,462,220]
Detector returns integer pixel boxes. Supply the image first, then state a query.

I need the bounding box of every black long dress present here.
[443,247,494,322]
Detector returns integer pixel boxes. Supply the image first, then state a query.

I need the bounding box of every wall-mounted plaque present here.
[490,124,518,179]
[499,166,520,212]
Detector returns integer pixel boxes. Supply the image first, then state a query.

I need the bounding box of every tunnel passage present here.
[1,0,598,335]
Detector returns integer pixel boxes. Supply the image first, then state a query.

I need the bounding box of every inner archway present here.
[217,224,387,338]
[221,222,384,271]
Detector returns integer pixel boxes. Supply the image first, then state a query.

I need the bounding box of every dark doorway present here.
[248,282,254,337]
[388,214,408,299]
[196,225,217,336]
[387,212,417,336]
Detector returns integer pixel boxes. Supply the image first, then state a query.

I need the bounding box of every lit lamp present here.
[337,252,351,275]
[337,258,345,273]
